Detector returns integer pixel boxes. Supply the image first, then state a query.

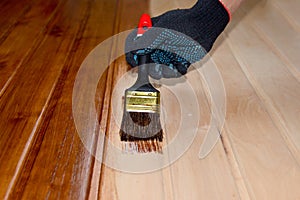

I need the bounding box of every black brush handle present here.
[129,53,157,92]
[136,54,150,84]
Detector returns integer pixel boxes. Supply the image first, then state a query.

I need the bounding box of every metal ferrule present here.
[125,91,160,113]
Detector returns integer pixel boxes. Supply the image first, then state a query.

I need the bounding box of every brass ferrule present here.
[125,91,160,113]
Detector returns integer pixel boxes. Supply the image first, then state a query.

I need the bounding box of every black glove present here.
[125,0,229,79]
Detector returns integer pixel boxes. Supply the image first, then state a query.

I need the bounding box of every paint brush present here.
[119,14,163,153]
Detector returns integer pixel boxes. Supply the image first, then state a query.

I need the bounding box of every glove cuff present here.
[218,0,232,20]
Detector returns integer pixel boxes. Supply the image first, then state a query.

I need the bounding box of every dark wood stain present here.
[0,0,151,198]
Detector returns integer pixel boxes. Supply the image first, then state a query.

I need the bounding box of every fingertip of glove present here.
[149,63,162,80]
[175,62,189,75]
[162,64,181,78]
[125,52,138,67]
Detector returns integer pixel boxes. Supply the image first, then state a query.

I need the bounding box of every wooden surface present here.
[1,0,300,199]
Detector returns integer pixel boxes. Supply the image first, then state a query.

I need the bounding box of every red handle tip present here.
[137,14,152,36]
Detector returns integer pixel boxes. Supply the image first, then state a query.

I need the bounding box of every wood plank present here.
[93,0,173,199]
[98,59,172,199]
[96,0,170,199]
[8,0,118,199]
[215,10,300,200]
[160,60,240,199]
[0,0,62,93]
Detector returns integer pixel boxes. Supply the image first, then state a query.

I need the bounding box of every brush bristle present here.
[122,140,162,153]
[119,111,163,153]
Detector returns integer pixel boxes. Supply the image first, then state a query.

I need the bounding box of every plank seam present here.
[220,127,253,200]
[212,37,254,199]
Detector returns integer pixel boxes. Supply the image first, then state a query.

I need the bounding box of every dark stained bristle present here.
[119,111,163,153]
[122,140,162,153]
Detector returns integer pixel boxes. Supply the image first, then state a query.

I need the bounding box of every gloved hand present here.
[125,0,229,79]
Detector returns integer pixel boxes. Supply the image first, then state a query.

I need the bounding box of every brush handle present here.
[135,14,152,85]
[129,14,156,91]
[129,53,157,92]
[136,54,150,84]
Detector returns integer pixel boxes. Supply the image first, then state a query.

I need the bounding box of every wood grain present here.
[0,0,34,37]
[0,0,62,93]
[213,37,300,199]
[0,0,299,199]
[246,1,300,79]
[226,7,300,162]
